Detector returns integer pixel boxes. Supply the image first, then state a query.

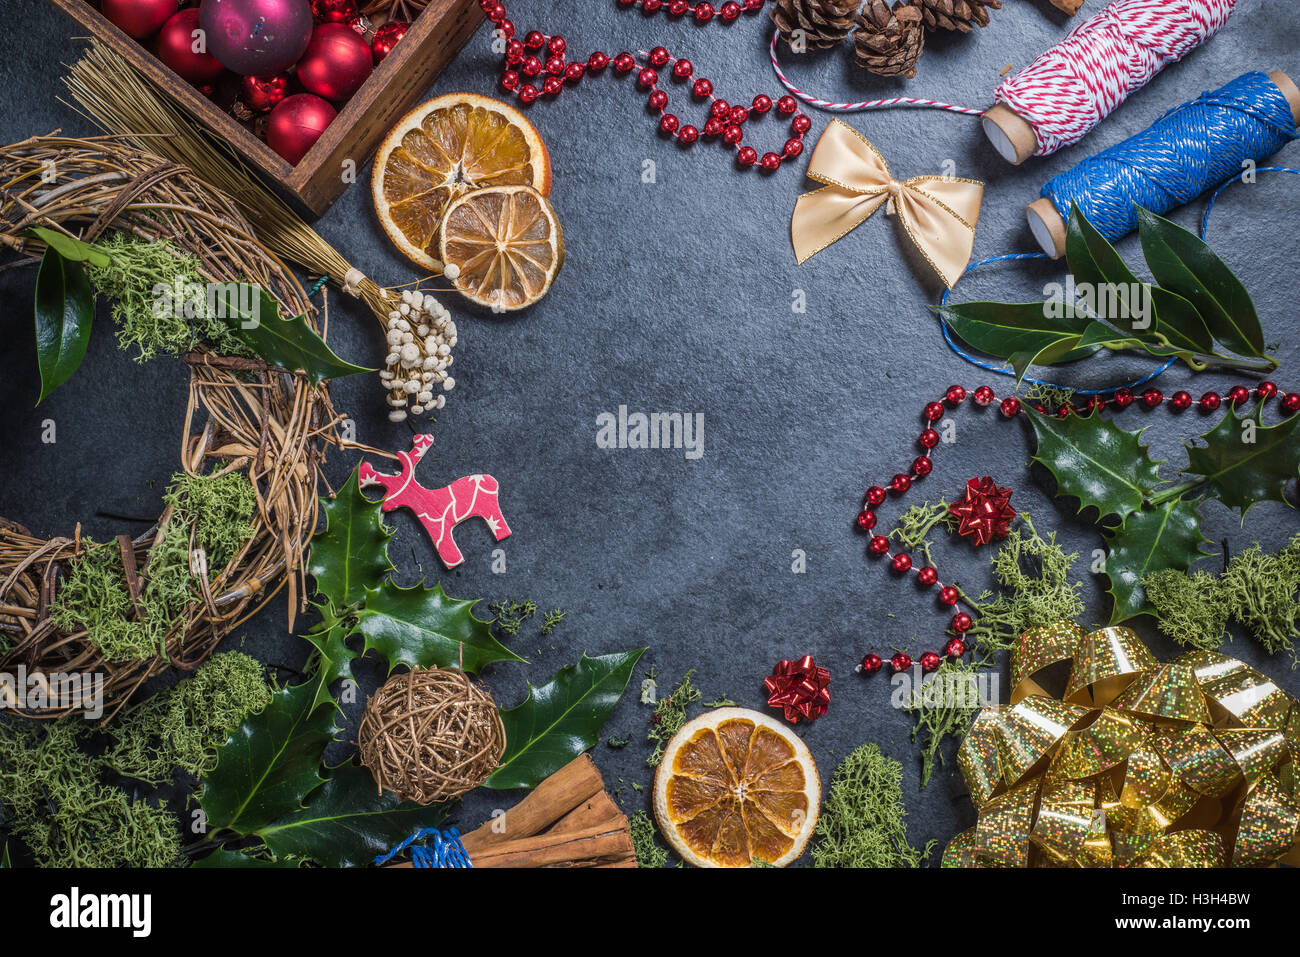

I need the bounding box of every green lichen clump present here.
[85,233,245,361]
[904,658,986,788]
[646,670,701,768]
[811,743,933,868]
[49,470,258,662]
[1144,534,1300,665]
[489,599,537,637]
[106,651,273,784]
[629,810,670,868]
[0,719,184,868]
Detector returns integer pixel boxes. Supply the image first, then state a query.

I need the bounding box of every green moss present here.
[0,719,184,868]
[1143,568,1229,651]
[105,651,273,784]
[85,233,245,361]
[490,599,537,637]
[904,658,985,788]
[629,810,670,868]
[647,670,701,767]
[48,538,165,662]
[811,743,933,868]
[1019,383,1077,414]
[1221,535,1300,666]
[165,470,258,573]
[540,609,566,635]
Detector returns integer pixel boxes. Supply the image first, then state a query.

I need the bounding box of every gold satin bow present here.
[791,120,984,289]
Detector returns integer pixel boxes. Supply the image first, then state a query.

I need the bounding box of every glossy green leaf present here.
[1027,408,1165,522]
[191,847,300,868]
[33,245,94,403]
[936,301,1097,379]
[198,681,338,835]
[486,648,646,790]
[302,616,358,712]
[1103,498,1209,623]
[29,227,111,267]
[1136,207,1267,359]
[257,763,448,867]
[220,285,372,385]
[1,840,9,868]
[1183,406,1300,519]
[309,469,395,609]
[353,580,523,675]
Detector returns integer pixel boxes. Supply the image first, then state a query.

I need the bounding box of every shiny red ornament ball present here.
[669,0,689,14]
[102,0,179,38]
[856,509,877,531]
[613,52,636,72]
[692,77,713,97]
[999,396,1021,417]
[157,9,227,83]
[541,75,563,96]
[911,456,932,477]
[736,146,758,166]
[1257,381,1278,400]
[860,653,883,674]
[919,429,939,449]
[759,152,781,171]
[695,2,715,21]
[710,99,730,119]
[776,94,797,114]
[298,22,374,100]
[523,30,545,48]
[890,553,912,573]
[648,89,668,109]
[920,651,941,673]
[672,58,693,78]
[659,113,679,133]
[520,56,541,76]
[500,69,520,91]
[1169,390,1192,412]
[677,124,699,144]
[973,385,995,406]
[916,566,938,587]
[1281,393,1300,414]
[1227,385,1251,407]
[564,62,585,82]
[505,39,524,62]
[545,55,564,76]
[783,137,803,158]
[866,486,887,507]
[588,51,610,71]
[721,0,742,18]
[547,35,566,55]
[939,586,959,606]
[923,401,944,421]
[703,117,724,137]
[752,93,772,113]
[1199,391,1221,412]
[518,83,539,103]
[199,0,314,76]
[868,535,890,556]
[637,67,658,88]
[1112,388,1134,409]
[648,46,670,66]
[945,384,967,405]
[952,612,973,633]
[722,124,743,145]
[241,73,289,111]
[729,105,749,125]
[310,0,357,22]
[890,652,912,673]
[791,113,812,134]
[1141,388,1163,409]
[944,637,966,658]
[266,92,336,164]
[890,473,911,494]
[371,20,407,62]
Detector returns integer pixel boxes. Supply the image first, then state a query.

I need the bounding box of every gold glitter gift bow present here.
[943,622,1300,868]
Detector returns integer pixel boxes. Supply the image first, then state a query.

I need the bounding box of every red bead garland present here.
[854,380,1300,683]
[482,0,809,173]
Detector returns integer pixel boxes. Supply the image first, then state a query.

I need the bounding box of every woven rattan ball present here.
[357,667,506,805]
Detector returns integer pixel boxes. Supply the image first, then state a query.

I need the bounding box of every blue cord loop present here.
[373,825,472,868]
[939,166,1299,395]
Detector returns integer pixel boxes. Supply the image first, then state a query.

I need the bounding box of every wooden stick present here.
[466,822,636,869]
[460,754,604,854]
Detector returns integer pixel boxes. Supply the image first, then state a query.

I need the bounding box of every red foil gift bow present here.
[948,476,1016,546]
[943,621,1300,868]
[764,656,831,723]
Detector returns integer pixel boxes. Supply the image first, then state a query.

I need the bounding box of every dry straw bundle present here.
[0,134,346,720]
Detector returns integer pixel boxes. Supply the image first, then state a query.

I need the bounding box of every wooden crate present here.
[49,0,484,216]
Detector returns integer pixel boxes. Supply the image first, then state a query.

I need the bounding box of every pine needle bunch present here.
[811,743,933,867]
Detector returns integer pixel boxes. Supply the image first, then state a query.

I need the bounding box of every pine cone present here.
[771,0,861,50]
[912,0,1002,32]
[853,1,925,78]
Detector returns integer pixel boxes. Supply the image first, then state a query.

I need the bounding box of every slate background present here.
[1,0,1298,865]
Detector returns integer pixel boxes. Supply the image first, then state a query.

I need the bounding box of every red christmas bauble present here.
[102,0,179,38]
[266,93,336,164]
[156,9,227,84]
[371,20,407,62]
[297,22,374,100]
[241,74,289,112]
[310,0,358,21]
[200,0,314,76]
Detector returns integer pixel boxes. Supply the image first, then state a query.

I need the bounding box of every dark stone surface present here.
[0,0,1297,865]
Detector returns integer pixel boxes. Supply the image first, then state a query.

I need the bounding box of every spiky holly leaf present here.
[353,580,523,675]
[486,649,646,790]
[1103,498,1209,623]
[191,848,300,868]
[256,763,447,868]
[1183,406,1300,519]
[198,681,338,836]
[309,469,395,609]
[302,614,358,712]
[1027,408,1165,522]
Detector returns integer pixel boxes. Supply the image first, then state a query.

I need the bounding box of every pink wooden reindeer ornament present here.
[359,435,511,569]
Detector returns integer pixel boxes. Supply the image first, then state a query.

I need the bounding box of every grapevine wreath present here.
[0,135,349,721]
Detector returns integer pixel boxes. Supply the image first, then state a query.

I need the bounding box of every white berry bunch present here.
[380,289,457,422]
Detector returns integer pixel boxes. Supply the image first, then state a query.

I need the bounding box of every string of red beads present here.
[857,380,1300,677]
[485,0,811,172]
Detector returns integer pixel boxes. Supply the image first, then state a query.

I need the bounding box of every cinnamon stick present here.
[460,754,604,854]
[466,822,635,869]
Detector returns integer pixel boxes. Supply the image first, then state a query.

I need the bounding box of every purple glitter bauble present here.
[200,0,314,76]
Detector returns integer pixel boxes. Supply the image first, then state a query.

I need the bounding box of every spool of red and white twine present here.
[770,0,1240,164]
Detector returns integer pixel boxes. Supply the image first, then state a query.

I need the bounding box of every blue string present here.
[1042,72,1297,242]
[940,166,1300,395]
[373,825,473,868]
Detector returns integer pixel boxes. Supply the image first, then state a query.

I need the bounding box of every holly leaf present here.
[1136,207,1268,360]
[29,226,111,267]
[353,581,524,675]
[936,301,1096,382]
[256,763,448,868]
[302,616,358,712]
[309,469,396,609]
[1027,408,1165,522]
[191,847,300,868]
[1183,406,1300,519]
[486,649,646,790]
[1,840,8,868]
[33,245,94,403]
[1103,499,1209,623]
[218,285,372,385]
[198,681,338,836]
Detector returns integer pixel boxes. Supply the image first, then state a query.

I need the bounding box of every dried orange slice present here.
[373,92,551,271]
[653,707,820,867]
[438,184,564,312]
